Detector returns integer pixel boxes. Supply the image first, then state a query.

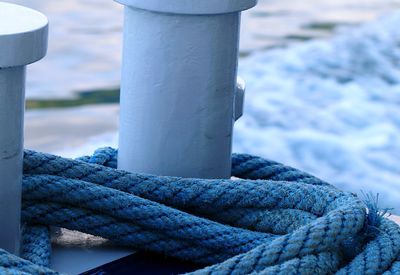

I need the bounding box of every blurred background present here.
[5,0,400,213]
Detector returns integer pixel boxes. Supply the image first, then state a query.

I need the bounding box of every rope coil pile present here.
[0,147,399,274]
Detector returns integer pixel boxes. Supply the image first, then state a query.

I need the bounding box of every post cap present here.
[0,2,48,68]
[115,0,258,15]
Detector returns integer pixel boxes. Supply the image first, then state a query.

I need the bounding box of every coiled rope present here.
[0,147,399,274]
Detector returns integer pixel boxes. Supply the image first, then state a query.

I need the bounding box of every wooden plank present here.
[390,215,400,225]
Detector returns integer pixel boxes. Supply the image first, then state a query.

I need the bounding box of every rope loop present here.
[0,148,398,274]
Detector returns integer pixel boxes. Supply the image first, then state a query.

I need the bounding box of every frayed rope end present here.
[341,191,394,262]
[362,191,394,237]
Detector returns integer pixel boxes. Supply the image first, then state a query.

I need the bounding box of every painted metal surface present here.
[115,0,258,15]
[0,2,48,254]
[235,77,246,121]
[118,1,256,179]
[0,2,48,67]
[0,67,25,255]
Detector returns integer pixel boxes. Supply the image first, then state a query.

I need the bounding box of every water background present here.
[6,0,400,98]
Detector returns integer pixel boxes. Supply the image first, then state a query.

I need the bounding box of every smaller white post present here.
[116,0,257,179]
[0,2,48,254]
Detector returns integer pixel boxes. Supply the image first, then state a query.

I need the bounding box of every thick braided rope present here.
[0,248,56,275]
[77,148,328,186]
[22,174,275,263]
[0,148,398,274]
[21,225,51,267]
[72,149,400,274]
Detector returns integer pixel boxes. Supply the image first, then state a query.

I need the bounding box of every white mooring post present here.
[0,2,48,254]
[116,0,258,179]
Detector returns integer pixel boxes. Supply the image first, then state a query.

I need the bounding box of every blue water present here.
[235,14,400,212]
[6,0,400,98]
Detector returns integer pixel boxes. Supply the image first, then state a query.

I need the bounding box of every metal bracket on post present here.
[117,0,257,179]
[0,2,48,255]
[235,77,246,121]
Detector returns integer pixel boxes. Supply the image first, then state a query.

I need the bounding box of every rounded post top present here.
[0,2,48,68]
[115,0,258,15]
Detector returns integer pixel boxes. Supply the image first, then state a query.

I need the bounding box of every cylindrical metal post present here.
[0,67,25,254]
[0,2,48,254]
[116,0,257,179]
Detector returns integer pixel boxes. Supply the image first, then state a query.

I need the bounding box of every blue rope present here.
[0,147,398,274]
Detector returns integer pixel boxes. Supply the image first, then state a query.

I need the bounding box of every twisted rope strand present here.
[21,225,51,267]
[22,202,230,264]
[22,175,274,261]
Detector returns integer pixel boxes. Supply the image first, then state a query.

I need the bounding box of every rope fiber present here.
[0,147,399,274]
